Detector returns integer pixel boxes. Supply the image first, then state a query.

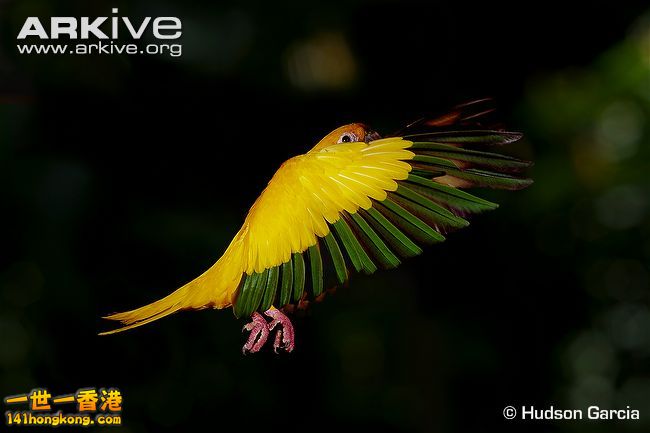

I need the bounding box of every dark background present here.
[1,1,650,432]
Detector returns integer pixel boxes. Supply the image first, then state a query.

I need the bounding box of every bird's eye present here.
[337,132,357,143]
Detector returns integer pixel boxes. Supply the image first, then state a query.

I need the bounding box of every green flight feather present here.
[405,130,523,145]
[233,273,252,318]
[349,212,401,268]
[292,252,305,303]
[249,269,268,315]
[308,244,324,297]
[332,218,377,274]
[394,184,469,230]
[260,266,279,311]
[389,191,467,228]
[361,208,422,258]
[376,199,446,244]
[279,260,293,307]
[234,269,268,318]
[323,231,348,284]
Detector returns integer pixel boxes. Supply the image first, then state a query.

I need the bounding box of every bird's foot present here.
[242,312,269,354]
[265,308,295,353]
[241,308,295,354]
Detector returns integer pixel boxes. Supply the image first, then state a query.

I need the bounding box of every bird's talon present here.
[242,312,269,354]
[265,308,295,353]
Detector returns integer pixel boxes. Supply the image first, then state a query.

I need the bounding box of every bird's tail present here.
[99,245,243,335]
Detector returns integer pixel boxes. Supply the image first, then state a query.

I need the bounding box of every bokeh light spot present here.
[286,32,357,91]
[594,101,644,162]
[595,184,647,230]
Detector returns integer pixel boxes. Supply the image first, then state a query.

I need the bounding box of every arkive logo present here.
[16,8,182,57]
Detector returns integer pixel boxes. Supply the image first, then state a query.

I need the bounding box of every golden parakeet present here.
[100,100,532,354]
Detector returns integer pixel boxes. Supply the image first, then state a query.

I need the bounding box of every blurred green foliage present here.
[517,17,650,432]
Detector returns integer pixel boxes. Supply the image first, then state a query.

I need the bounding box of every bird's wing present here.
[233,131,531,318]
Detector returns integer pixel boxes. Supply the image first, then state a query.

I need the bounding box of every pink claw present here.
[265,308,295,353]
[242,312,269,354]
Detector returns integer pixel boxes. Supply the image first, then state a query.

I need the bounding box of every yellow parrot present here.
[100,99,532,354]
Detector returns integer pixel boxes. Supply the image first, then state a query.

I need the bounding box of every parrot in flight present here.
[100,99,532,354]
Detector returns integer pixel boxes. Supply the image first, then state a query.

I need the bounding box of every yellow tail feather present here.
[99,245,244,335]
[99,282,199,335]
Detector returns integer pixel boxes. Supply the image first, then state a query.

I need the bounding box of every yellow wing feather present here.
[241,137,414,274]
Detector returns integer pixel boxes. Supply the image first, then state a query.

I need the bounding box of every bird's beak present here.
[365,130,381,143]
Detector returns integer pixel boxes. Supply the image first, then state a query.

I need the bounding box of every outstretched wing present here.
[233,130,531,318]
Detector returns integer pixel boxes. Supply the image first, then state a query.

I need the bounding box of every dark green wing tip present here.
[406,129,524,146]
[508,177,534,190]
[496,130,523,144]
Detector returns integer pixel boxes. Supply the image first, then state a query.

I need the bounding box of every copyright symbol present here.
[503,406,517,420]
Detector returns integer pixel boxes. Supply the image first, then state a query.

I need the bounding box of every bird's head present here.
[309,123,381,152]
